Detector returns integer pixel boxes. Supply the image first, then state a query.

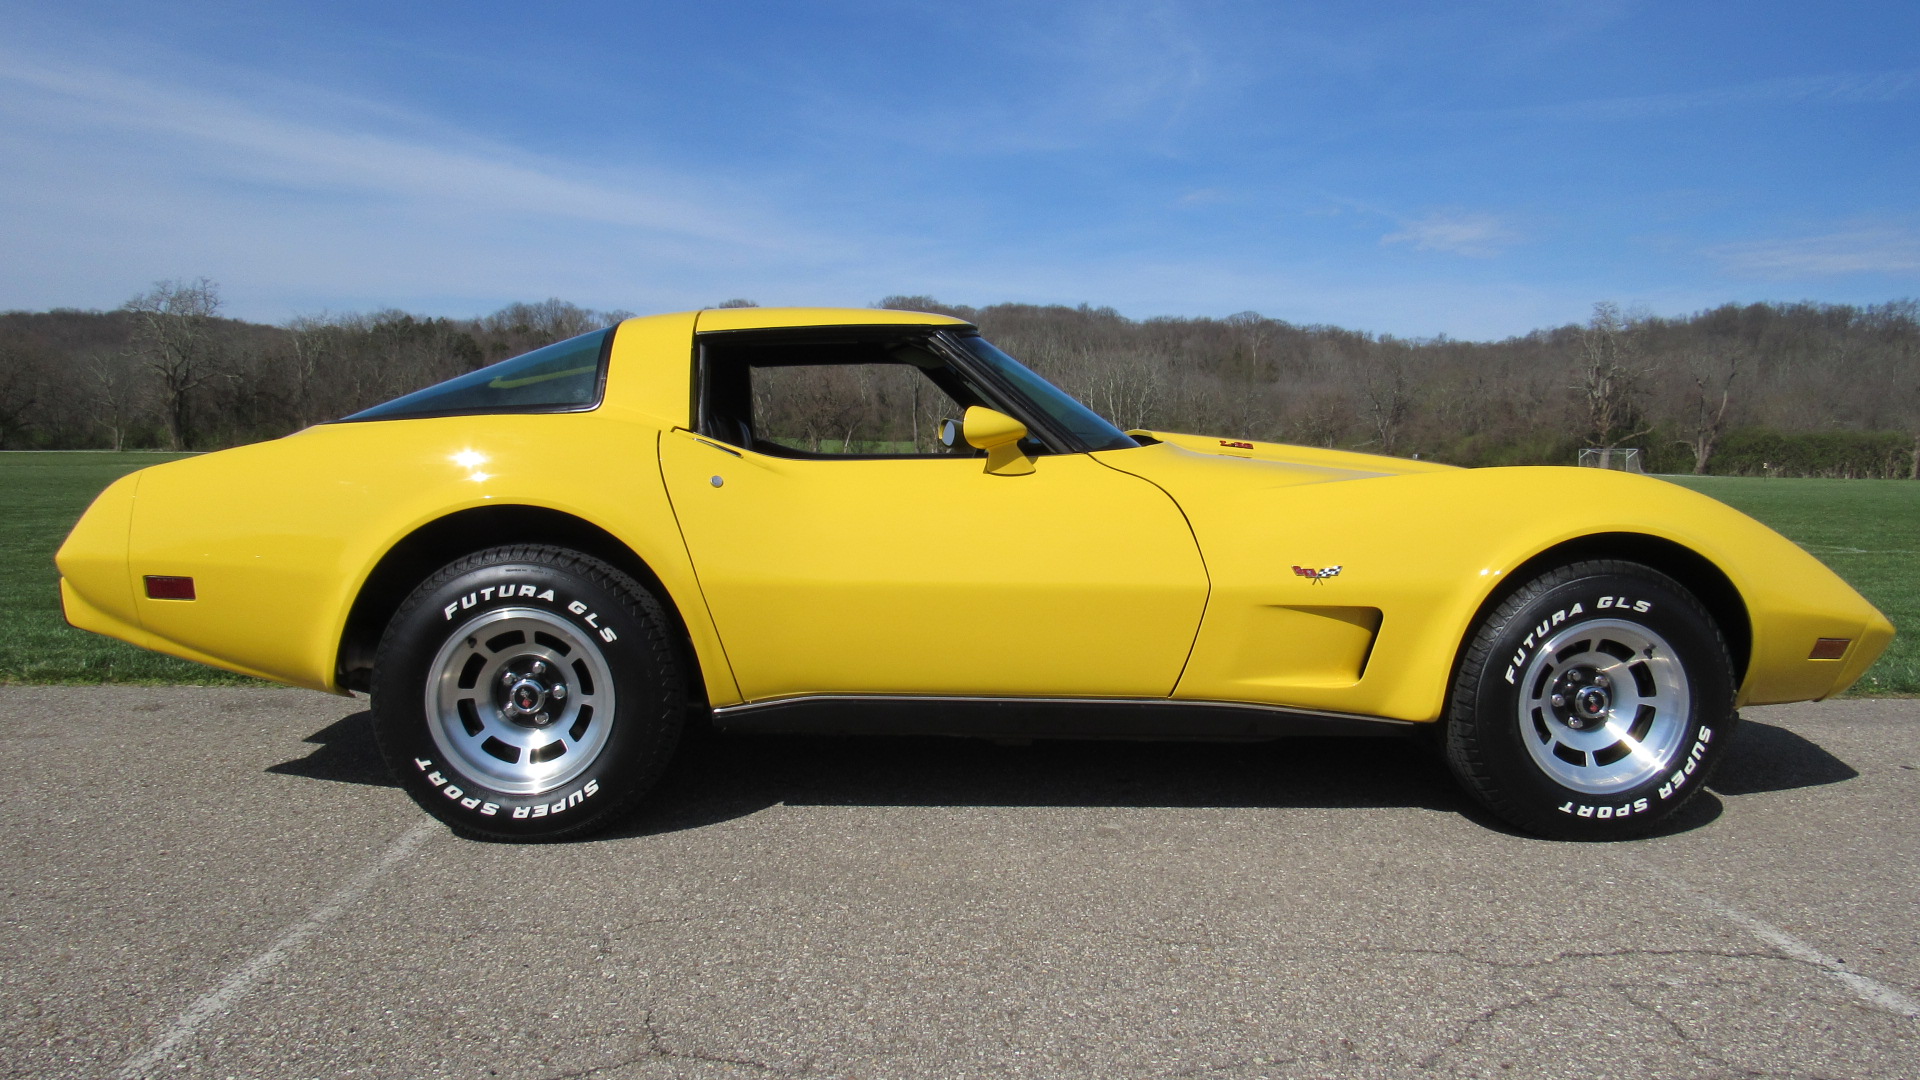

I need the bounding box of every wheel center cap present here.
[1574,685,1610,719]
[509,679,549,718]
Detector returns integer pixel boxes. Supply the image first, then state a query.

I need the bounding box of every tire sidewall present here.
[1464,566,1736,836]
[371,551,678,839]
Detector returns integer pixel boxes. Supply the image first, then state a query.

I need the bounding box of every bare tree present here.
[478,299,603,358]
[1221,310,1273,381]
[1362,349,1412,455]
[281,316,337,430]
[1290,389,1352,449]
[1573,301,1653,455]
[1049,345,1161,432]
[124,278,223,450]
[877,295,978,319]
[1675,350,1741,474]
[0,341,46,448]
[85,350,144,450]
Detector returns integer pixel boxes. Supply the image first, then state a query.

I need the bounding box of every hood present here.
[1127,430,1458,478]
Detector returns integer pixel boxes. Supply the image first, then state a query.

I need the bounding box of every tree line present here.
[905,294,1920,478]
[1,281,1915,478]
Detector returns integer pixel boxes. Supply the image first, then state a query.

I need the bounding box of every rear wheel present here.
[1445,560,1737,839]
[371,545,684,841]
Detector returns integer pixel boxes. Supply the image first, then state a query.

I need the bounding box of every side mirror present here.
[960,406,1034,476]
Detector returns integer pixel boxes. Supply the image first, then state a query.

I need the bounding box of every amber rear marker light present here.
[1808,638,1851,660]
[144,575,196,601]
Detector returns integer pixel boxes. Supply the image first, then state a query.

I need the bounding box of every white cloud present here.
[1381,212,1521,258]
[777,0,1221,156]
[1710,228,1920,277]
[1507,68,1920,124]
[0,50,802,249]
[0,42,861,319]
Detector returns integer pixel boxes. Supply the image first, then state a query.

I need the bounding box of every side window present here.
[342,328,610,422]
[751,363,959,456]
[698,334,984,459]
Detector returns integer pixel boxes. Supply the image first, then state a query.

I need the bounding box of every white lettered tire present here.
[371,545,684,841]
[1445,560,1738,839]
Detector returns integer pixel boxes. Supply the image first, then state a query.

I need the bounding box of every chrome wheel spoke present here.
[427,607,615,795]
[1516,619,1689,795]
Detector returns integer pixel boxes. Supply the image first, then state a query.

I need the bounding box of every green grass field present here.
[1660,475,1917,695]
[2,453,1914,694]
[0,452,264,685]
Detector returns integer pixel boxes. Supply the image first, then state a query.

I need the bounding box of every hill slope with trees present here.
[2,283,1914,477]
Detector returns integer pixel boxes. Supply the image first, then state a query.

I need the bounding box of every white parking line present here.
[113,821,440,1080]
[1620,853,1920,1019]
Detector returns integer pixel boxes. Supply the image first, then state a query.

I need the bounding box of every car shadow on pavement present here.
[610,732,1474,840]
[263,710,1859,840]
[1708,717,1859,795]
[267,709,396,787]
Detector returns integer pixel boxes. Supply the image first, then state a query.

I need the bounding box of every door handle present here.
[693,437,742,458]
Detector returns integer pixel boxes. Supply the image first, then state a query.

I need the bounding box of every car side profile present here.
[57,307,1894,841]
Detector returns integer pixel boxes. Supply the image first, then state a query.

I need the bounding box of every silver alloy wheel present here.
[426,607,616,795]
[1515,618,1689,795]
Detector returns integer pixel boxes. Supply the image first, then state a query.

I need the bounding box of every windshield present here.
[341,327,612,422]
[946,332,1139,452]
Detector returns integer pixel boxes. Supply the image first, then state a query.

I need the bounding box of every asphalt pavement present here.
[1,686,1915,1079]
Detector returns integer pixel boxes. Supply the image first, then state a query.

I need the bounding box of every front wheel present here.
[371,545,685,841]
[1445,560,1737,839]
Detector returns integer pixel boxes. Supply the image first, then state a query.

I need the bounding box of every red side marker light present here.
[1808,638,1851,660]
[144,575,196,601]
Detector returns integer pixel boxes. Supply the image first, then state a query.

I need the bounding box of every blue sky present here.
[1,0,1915,339]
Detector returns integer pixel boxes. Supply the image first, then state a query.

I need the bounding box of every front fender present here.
[1099,446,1890,720]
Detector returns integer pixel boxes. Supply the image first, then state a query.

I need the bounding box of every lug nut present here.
[534,712,550,726]
[531,661,547,677]
[1550,693,1566,708]
[502,670,517,686]
[550,684,568,701]
[1593,673,1610,688]
[1567,670,1583,684]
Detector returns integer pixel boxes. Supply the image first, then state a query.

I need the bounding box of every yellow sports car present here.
[57,307,1893,841]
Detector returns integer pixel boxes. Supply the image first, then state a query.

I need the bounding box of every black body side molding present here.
[709,695,1420,741]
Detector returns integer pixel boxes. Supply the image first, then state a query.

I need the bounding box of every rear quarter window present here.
[341,327,613,422]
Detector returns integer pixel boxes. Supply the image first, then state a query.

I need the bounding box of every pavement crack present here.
[532,1057,652,1080]
[634,1007,791,1075]
[1615,985,1700,1046]
[1415,990,1573,1072]
[1156,1053,1300,1078]
[1346,944,1785,970]
[1611,984,1772,1079]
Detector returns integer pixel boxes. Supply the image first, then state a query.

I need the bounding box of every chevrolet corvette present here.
[56,307,1894,840]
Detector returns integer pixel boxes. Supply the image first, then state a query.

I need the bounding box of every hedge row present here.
[1426,427,1917,477]
[1692,428,1916,478]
